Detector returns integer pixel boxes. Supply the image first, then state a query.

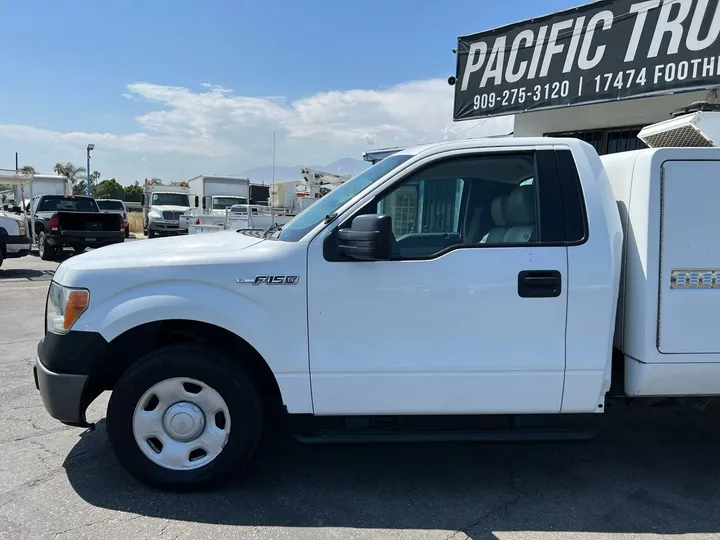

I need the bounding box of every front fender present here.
[77,279,312,413]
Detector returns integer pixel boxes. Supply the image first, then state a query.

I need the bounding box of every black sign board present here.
[453,0,720,120]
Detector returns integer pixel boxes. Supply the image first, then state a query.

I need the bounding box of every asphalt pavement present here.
[1,248,719,540]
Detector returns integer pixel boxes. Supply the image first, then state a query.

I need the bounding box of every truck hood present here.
[54,230,265,282]
[0,211,25,224]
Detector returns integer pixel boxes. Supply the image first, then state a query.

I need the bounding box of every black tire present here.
[125,226,130,239]
[38,231,55,261]
[106,345,263,491]
[148,228,156,239]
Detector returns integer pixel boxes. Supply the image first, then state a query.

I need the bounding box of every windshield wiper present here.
[262,222,283,238]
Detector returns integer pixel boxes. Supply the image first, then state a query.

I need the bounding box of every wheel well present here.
[102,320,283,408]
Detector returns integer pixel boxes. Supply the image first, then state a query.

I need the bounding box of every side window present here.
[377,177,464,237]
[372,153,540,258]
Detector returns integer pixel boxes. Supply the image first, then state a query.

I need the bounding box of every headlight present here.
[18,222,26,236]
[149,212,163,221]
[46,282,90,335]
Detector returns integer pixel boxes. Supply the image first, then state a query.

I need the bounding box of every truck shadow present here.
[63,406,720,538]
[0,268,52,280]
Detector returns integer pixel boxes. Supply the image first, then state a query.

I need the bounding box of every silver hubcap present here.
[163,402,205,442]
[132,377,231,471]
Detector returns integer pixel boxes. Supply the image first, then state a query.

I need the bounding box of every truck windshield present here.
[214,197,248,209]
[37,196,98,212]
[277,154,412,242]
[96,200,125,210]
[152,193,189,206]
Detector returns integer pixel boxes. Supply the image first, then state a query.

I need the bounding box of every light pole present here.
[86,144,95,196]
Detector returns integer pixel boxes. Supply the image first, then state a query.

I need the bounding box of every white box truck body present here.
[14,174,71,210]
[181,175,251,231]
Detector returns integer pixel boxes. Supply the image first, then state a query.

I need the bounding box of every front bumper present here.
[0,233,31,247]
[34,331,110,428]
[149,221,187,234]
[34,357,91,428]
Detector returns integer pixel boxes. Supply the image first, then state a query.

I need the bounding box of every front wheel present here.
[106,345,263,490]
[148,228,156,239]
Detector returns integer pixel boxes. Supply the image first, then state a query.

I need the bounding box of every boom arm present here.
[300,167,351,187]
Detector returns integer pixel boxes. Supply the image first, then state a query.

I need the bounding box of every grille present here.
[162,211,183,220]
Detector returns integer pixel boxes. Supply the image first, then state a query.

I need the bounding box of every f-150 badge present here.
[237,275,299,285]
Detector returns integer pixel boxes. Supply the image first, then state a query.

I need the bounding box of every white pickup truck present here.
[0,210,31,266]
[33,122,720,490]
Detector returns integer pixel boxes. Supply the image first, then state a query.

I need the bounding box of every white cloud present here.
[0,79,513,181]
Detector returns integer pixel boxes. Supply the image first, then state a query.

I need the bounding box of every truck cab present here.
[142,185,191,238]
[34,136,628,489]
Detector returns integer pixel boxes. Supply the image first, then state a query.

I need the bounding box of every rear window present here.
[96,200,125,210]
[37,196,98,212]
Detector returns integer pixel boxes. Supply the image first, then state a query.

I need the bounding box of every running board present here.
[294,428,595,444]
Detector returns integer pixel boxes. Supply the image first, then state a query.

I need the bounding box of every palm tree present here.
[53,162,86,184]
[19,165,36,174]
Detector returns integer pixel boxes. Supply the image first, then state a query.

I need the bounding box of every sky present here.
[0,0,582,185]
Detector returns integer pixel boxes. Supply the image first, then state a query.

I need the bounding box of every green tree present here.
[94,178,125,200]
[148,177,162,186]
[53,162,86,184]
[73,180,93,196]
[124,181,143,202]
[90,170,101,183]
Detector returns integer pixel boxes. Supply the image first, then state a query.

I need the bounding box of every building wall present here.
[514,90,715,137]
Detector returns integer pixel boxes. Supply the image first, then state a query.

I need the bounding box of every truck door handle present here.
[518,270,562,298]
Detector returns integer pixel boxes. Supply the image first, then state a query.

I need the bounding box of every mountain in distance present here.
[241,157,370,184]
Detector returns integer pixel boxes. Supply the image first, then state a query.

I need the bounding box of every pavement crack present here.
[443,490,522,540]
[52,515,141,537]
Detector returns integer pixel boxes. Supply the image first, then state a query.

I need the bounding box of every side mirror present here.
[141,194,145,205]
[337,214,393,261]
[194,195,199,208]
[11,206,22,214]
[202,197,207,210]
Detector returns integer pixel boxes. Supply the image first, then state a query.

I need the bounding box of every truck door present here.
[307,149,570,415]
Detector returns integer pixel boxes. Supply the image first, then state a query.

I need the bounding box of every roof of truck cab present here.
[396,137,585,158]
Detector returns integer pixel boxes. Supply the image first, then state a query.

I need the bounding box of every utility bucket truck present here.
[33,108,720,490]
[0,169,34,266]
[141,182,192,238]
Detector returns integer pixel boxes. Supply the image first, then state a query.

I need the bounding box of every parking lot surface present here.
[1,250,719,540]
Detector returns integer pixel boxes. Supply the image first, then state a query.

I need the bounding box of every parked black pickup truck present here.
[31,195,125,260]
